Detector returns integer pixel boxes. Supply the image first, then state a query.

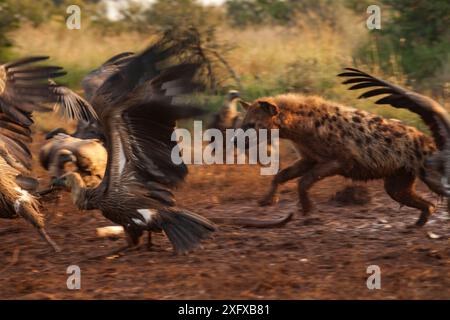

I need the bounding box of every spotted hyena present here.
[239,94,443,226]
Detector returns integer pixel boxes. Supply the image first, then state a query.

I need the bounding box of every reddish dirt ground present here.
[0,135,448,299]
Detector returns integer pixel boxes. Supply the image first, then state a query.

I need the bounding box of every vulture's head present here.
[52,172,90,208]
[227,90,240,102]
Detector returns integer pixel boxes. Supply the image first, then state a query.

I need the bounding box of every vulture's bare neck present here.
[67,173,98,210]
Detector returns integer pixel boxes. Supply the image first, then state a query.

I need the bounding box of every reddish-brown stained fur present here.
[240,94,439,226]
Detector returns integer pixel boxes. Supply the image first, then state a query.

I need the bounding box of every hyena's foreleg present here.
[384,172,435,226]
[259,158,316,206]
[297,161,341,214]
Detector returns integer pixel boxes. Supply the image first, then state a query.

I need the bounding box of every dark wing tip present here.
[103,52,135,66]
[4,56,50,69]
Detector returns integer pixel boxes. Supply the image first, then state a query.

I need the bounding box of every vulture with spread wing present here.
[339,68,450,197]
[54,34,216,254]
[0,56,98,251]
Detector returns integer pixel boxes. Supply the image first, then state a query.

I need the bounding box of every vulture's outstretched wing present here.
[92,33,207,196]
[0,56,65,126]
[0,110,32,173]
[0,56,99,174]
[81,52,134,102]
[50,81,98,122]
[338,68,450,150]
[94,32,203,110]
[0,56,99,125]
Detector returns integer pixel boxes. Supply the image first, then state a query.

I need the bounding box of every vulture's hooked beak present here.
[36,178,65,197]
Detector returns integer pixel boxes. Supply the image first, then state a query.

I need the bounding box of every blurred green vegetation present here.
[0,0,448,132]
[226,0,349,29]
[0,0,19,61]
[355,0,450,90]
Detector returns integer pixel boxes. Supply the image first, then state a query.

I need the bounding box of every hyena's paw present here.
[414,215,429,227]
[258,195,279,206]
[414,206,435,227]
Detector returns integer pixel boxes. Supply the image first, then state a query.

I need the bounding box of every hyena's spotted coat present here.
[240,94,440,226]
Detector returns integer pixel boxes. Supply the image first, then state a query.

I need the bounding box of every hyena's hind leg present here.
[297,160,341,215]
[384,172,435,226]
[259,158,316,206]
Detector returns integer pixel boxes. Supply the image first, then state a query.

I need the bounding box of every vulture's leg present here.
[37,228,61,253]
[147,232,152,250]
[125,229,143,248]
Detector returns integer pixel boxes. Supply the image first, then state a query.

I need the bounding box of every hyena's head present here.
[239,98,280,132]
[235,98,280,149]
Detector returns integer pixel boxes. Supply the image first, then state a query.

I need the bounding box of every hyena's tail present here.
[210,211,294,228]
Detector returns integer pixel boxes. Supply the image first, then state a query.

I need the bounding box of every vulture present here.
[208,90,242,132]
[39,133,107,188]
[339,68,450,196]
[0,56,98,251]
[53,33,217,254]
[206,90,244,158]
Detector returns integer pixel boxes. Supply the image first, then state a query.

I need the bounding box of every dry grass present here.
[9,16,443,133]
[11,20,148,71]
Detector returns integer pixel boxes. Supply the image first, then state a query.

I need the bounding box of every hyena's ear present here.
[239,100,251,110]
[259,101,279,116]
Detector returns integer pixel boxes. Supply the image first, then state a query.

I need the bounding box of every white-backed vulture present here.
[0,56,97,251]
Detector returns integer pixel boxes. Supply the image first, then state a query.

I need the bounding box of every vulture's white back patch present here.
[137,209,156,223]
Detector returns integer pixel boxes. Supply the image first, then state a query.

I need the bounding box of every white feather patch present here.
[13,187,32,212]
[132,218,146,226]
[137,209,156,223]
[118,140,126,174]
